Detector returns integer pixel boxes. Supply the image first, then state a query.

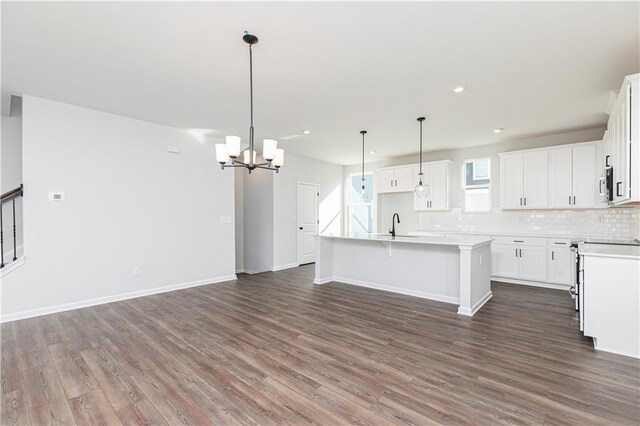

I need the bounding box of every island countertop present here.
[318,233,493,249]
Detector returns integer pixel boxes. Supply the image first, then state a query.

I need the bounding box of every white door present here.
[297,183,319,265]
[429,162,449,210]
[500,153,524,209]
[518,246,547,282]
[572,144,597,208]
[377,169,395,193]
[548,147,573,208]
[547,248,572,285]
[523,151,548,208]
[492,244,519,278]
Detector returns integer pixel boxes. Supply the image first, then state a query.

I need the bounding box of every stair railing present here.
[1,184,23,268]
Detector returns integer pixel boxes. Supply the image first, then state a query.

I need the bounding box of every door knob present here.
[299,227,303,230]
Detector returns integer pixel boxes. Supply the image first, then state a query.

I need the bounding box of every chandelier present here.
[216,32,284,173]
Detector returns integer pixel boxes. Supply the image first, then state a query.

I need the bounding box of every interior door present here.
[572,144,597,208]
[548,147,573,208]
[429,162,448,210]
[500,153,523,209]
[297,183,319,265]
[523,151,548,208]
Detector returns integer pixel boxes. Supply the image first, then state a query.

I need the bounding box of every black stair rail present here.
[1,184,23,269]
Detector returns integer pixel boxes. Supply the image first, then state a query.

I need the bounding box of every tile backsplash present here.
[418,206,640,239]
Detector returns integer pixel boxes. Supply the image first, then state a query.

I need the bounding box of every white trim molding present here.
[0,256,25,277]
[271,262,299,272]
[321,276,460,305]
[1,274,238,323]
[457,290,493,316]
[492,277,571,291]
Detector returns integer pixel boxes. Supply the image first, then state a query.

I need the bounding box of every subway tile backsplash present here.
[418,207,640,239]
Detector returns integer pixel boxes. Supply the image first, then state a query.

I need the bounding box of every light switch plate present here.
[220,216,232,224]
[49,192,65,201]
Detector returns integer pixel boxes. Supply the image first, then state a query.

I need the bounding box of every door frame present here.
[297,181,320,265]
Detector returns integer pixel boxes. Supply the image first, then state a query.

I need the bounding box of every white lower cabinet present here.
[491,237,572,288]
[547,247,572,285]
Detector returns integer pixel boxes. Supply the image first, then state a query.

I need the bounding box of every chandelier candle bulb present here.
[243,149,257,165]
[273,148,284,168]
[263,139,278,161]
[225,135,241,158]
[215,144,230,165]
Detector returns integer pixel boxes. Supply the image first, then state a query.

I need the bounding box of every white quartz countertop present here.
[319,233,492,248]
[578,243,640,259]
[409,230,635,242]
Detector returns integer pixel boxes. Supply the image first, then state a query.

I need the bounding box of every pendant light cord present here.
[249,44,254,165]
[417,117,425,179]
[360,131,367,187]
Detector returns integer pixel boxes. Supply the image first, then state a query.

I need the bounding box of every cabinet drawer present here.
[547,239,572,247]
[492,236,546,246]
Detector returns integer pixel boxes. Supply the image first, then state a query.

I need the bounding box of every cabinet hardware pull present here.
[569,195,572,205]
[395,179,398,186]
[606,155,610,167]
[391,179,393,187]
[519,249,522,257]
[554,242,565,245]
[515,248,518,257]
[520,197,522,206]
[552,251,555,260]
[573,195,576,205]
[524,197,527,206]
[616,181,622,196]
[513,240,524,243]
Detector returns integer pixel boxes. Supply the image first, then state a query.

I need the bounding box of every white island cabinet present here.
[314,234,493,316]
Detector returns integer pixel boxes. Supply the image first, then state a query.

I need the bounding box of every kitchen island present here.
[315,234,493,316]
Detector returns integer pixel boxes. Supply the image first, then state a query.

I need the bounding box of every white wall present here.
[273,153,343,269]
[1,96,236,321]
[242,168,274,273]
[1,96,24,260]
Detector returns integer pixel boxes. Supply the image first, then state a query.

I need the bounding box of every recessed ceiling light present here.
[302,130,311,135]
[370,151,376,154]
[452,85,465,93]
[493,128,504,133]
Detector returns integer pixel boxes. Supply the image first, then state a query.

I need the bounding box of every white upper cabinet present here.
[607,74,639,205]
[413,161,450,211]
[499,151,547,209]
[548,143,599,209]
[376,165,414,193]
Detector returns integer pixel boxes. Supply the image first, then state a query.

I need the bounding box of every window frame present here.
[347,171,374,235]
[462,157,492,213]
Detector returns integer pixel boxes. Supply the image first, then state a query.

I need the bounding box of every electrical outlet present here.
[132,266,141,277]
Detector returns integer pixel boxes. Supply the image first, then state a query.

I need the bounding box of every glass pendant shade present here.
[225,135,242,158]
[215,144,230,164]
[273,148,285,167]
[414,180,429,198]
[243,149,257,164]
[263,139,278,161]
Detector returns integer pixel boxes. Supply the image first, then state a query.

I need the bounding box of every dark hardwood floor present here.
[2,264,639,425]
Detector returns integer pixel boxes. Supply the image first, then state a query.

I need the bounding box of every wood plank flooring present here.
[2,265,639,425]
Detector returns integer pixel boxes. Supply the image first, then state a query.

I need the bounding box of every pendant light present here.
[360,130,372,202]
[414,117,429,198]
[215,31,284,174]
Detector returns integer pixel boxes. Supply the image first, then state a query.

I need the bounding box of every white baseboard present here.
[271,263,299,272]
[491,276,571,291]
[1,274,238,323]
[235,268,245,274]
[314,277,332,284]
[0,256,25,277]
[457,290,493,316]
[324,276,460,305]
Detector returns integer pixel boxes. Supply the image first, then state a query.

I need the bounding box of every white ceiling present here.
[2,2,638,165]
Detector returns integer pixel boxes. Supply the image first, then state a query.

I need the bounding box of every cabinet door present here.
[518,246,547,282]
[394,166,415,191]
[500,153,523,209]
[548,147,573,208]
[429,162,449,210]
[572,144,597,208]
[492,244,518,278]
[614,82,631,203]
[523,151,548,208]
[377,169,395,193]
[547,248,572,285]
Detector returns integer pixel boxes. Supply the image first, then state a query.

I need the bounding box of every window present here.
[348,173,373,235]
[463,158,491,213]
